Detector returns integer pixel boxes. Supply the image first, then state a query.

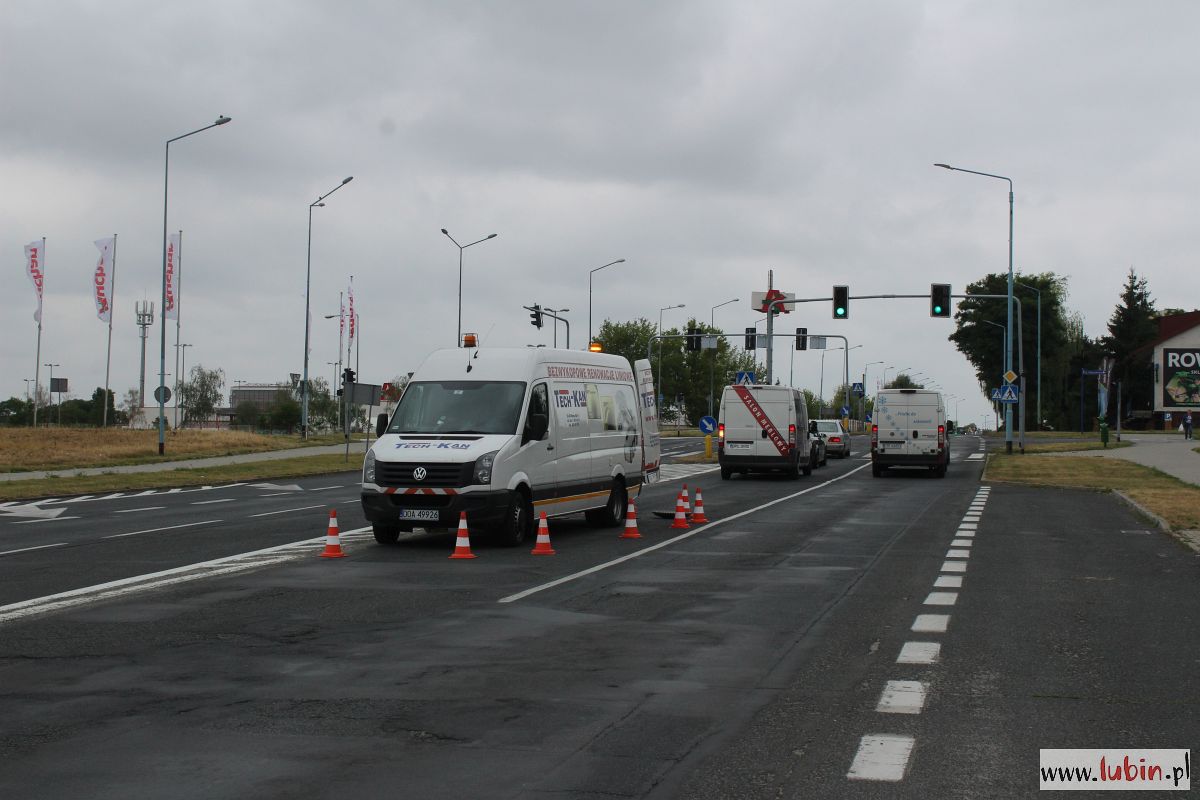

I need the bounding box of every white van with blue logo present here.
[870,388,948,477]
[362,347,660,546]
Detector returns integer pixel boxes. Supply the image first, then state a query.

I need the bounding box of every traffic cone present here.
[320,509,346,558]
[620,499,642,539]
[670,493,691,529]
[531,512,556,555]
[690,487,711,524]
[680,484,692,513]
[449,511,477,559]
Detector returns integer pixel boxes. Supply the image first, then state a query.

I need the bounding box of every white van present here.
[870,388,949,477]
[717,384,823,479]
[362,347,660,546]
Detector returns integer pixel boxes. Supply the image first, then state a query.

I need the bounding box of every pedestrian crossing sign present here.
[998,385,1019,403]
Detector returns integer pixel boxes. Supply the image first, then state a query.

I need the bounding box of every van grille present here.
[375,461,471,488]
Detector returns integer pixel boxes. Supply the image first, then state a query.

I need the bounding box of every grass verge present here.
[984,453,1200,530]
[0,454,363,502]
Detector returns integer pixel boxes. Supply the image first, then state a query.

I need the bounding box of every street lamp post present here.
[302,177,354,440]
[657,303,685,413]
[545,307,569,348]
[935,162,1015,453]
[44,363,60,426]
[587,259,626,348]
[441,229,498,347]
[983,320,1007,431]
[1017,280,1042,431]
[708,297,739,415]
[862,360,883,422]
[158,115,231,455]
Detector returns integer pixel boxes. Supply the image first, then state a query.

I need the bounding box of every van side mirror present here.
[376,413,388,437]
[809,420,818,435]
[524,412,548,443]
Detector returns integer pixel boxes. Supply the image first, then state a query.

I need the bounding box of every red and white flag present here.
[93,237,115,322]
[25,240,44,323]
[348,283,356,342]
[164,232,180,319]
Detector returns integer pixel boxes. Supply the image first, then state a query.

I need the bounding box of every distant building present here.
[229,383,293,413]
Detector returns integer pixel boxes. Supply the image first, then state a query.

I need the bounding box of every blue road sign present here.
[840,406,851,417]
[851,382,865,397]
[736,371,755,385]
[998,385,1019,404]
[699,416,717,434]
[865,412,872,423]
[990,388,1002,401]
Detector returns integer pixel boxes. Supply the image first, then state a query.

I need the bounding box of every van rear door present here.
[634,359,660,484]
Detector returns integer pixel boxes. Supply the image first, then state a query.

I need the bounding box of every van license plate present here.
[726,442,752,451]
[398,509,441,521]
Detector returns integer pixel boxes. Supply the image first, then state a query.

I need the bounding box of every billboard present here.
[1162,348,1200,408]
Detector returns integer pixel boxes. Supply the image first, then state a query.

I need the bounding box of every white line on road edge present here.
[0,527,373,625]
[114,506,166,514]
[0,542,69,557]
[876,680,928,714]
[934,575,962,588]
[498,463,871,604]
[103,520,223,539]
[911,614,950,633]
[847,734,915,781]
[248,504,327,518]
[897,641,941,664]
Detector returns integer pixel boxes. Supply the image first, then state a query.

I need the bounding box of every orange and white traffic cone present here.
[620,499,642,539]
[320,509,346,558]
[531,512,556,555]
[670,493,691,530]
[690,487,711,524]
[449,511,477,559]
[680,484,692,513]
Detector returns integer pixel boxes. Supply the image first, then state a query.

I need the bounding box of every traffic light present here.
[686,325,700,352]
[930,283,952,318]
[343,367,356,385]
[529,304,543,329]
[795,327,808,351]
[832,285,849,319]
[744,327,756,350]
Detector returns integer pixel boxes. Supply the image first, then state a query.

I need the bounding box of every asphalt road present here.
[0,436,1195,798]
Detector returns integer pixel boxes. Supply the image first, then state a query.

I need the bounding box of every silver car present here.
[814,419,851,458]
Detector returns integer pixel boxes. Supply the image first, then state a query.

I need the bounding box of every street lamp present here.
[44,363,60,426]
[587,258,626,348]
[301,177,353,440]
[862,360,884,422]
[441,228,498,347]
[936,162,1015,453]
[657,303,685,411]
[544,307,570,348]
[1017,279,1042,431]
[708,297,739,415]
[157,115,231,454]
[983,320,1007,430]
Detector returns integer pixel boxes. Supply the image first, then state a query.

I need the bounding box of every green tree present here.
[234,401,260,427]
[267,390,301,431]
[0,397,33,426]
[179,365,225,427]
[1100,269,1158,423]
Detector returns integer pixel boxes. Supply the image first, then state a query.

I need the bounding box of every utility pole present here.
[136,301,155,408]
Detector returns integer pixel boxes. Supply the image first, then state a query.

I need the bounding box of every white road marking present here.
[0,542,69,557]
[958,522,977,530]
[191,498,236,505]
[924,591,958,606]
[114,506,166,514]
[962,513,981,521]
[499,463,871,604]
[934,575,962,588]
[12,516,81,525]
[940,560,967,573]
[310,485,344,491]
[103,520,222,539]
[248,504,327,518]
[956,530,975,537]
[256,493,293,498]
[950,538,972,547]
[912,614,950,633]
[0,527,372,625]
[876,680,928,714]
[897,641,941,664]
[967,453,985,460]
[847,734,915,781]
[946,549,971,559]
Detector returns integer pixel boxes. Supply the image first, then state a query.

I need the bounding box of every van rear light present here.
[788,423,796,451]
[937,424,945,449]
[871,424,878,452]
[718,422,724,453]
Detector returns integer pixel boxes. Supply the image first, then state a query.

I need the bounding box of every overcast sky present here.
[4,0,1197,429]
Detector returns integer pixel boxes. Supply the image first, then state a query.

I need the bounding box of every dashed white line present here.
[103,520,222,539]
[933,575,962,588]
[924,591,958,606]
[912,614,950,633]
[310,485,344,491]
[950,538,973,547]
[191,498,236,505]
[897,641,941,664]
[876,680,928,714]
[1,542,69,557]
[956,529,975,537]
[940,560,967,573]
[114,506,166,514]
[248,504,327,518]
[12,516,81,525]
[847,734,915,781]
[946,549,971,559]
[957,522,978,530]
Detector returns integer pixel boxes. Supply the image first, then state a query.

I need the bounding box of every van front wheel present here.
[497,490,533,546]
[586,480,627,527]
[372,524,400,545]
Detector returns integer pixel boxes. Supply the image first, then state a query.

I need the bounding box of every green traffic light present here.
[836,307,845,316]
[933,305,942,314]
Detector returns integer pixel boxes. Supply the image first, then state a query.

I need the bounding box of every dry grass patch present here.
[1021,441,1131,454]
[985,453,1200,530]
[0,429,348,472]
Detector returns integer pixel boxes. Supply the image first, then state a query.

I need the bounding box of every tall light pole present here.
[1017,280,1042,430]
[441,229,498,347]
[657,303,685,410]
[862,360,884,421]
[44,363,60,426]
[302,177,354,440]
[175,343,192,428]
[587,258,626,348]
[935,162,1015,453]
[545,307,569,348]
[158,115,231,455]
[983,320,1007,431]
[708,297,739,415]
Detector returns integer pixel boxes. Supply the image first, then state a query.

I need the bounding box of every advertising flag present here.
[164,232,180,319]
[348,284,356,341]
[340,295,345,337]
[25,240,44,323]
[94,237,115,322]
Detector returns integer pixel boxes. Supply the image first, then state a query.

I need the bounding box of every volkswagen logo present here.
[412,467,427,482]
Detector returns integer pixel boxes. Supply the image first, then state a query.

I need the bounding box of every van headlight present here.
[472,450,499,485]
[363,451,376,484]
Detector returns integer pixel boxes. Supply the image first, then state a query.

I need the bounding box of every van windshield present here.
[387,381,527,435]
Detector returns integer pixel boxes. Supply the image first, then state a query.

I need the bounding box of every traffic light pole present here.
[523,305,569,348]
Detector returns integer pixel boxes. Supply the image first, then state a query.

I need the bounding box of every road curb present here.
[1112,489,1200,554]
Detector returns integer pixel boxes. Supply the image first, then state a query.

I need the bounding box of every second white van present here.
[870,388,949,477]
[717,383,824,479]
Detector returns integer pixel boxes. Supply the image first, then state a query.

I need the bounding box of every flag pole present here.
[174,230,183,430]
[32,238,46,428]
[103,234,118,427]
